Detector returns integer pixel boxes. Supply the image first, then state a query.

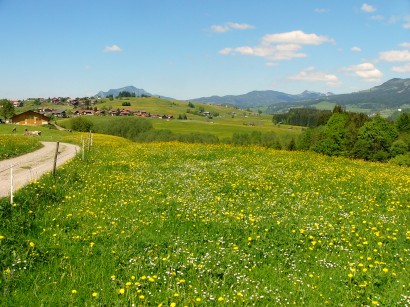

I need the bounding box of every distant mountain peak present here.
[94,86,152,98]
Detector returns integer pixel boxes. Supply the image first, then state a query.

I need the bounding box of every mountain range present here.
[94,86,152,98]
[189,90,333,107]
[95,78,410,114]
[266,78,410,113]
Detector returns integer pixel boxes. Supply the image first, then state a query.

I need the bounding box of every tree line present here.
[294,106,410,165]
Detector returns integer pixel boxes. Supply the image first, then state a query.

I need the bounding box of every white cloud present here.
[103,44,122,52]
[351,46,362,52]
[403,22,410,29]
[379,50,410,62]
[219,30,335,63]
[343,62,383,81]
[361,3,376,13]
[379,49,410,73]
[289,67,340,85]
[211,22,255,33]
[262,30,335,45]
[399,42,410,49]
[219,43,306,61]
[211,25,230,33]
[370,15,384,21]
[314,8,329,13]
[219,48,233,55]
[392,62,410,73]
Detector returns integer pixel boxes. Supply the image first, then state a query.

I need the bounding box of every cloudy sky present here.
[0,0,409,99]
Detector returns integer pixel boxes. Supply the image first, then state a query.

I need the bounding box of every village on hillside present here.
[4,96,178,125]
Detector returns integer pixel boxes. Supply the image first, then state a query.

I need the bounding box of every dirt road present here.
[0,142,80,198]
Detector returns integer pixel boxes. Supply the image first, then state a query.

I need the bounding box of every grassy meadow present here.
[0,133,409,306]
[0,135,42,160]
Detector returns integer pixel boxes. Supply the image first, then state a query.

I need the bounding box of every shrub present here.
[92,117,153,140]
[390,140,408,157]
[70,116,94,132]
[389,153,410,166]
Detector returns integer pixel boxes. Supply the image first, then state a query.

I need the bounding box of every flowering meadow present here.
[0,134,409,306]
[0,135,42,160]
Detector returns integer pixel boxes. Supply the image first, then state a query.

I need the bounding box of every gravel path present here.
[0,142,80,198]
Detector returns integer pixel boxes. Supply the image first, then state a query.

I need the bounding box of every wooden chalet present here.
[10,110,50,126]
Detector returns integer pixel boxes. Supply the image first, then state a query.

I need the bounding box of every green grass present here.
[0,135,43,160]
[56,109,301,144]
[0,123,77,143]
[0,134,409,306]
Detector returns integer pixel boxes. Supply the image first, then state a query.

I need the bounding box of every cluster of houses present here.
[71,108,174,119]
[6,108,174,127]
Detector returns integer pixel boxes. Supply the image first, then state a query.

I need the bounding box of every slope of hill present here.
[190,90,328,107]
[266,78,410,114]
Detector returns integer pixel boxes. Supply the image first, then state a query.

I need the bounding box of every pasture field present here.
[0,123,74,143]
[0,134,409,306]
[57,114,301,142]
[0,134,42,160]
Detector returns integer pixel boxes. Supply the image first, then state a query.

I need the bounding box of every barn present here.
[10,110,50,126]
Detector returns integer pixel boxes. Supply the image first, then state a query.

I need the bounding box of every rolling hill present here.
[266,78,410,114]
[189,90,330,108]
[188,78,410,114]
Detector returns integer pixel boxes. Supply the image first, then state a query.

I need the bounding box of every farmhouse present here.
[10,110,50,126]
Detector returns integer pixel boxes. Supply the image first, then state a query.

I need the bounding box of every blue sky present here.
[1,0,409,100]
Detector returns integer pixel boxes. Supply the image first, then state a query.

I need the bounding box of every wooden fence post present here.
[53,142,59,176]
[10,164,13,205]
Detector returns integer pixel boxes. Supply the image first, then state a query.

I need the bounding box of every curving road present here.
[0,142,80,198]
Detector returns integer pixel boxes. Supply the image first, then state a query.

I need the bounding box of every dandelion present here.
[218,297,224,302]
[118,288,125,295]
[383,268,389,273]
[29,242,35,248]
[71,290,77,294]
[170,303,176,307]
[0,235,5,240]
[92,292,98,298]
[139,295,145,300]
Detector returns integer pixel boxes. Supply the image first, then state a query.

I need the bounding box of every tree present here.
[396,112,410,132]
[0,99,15,120]
[352,115,398,161]
[70,116,94,132]
[332,104,344,114]
[311,112,350,156]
